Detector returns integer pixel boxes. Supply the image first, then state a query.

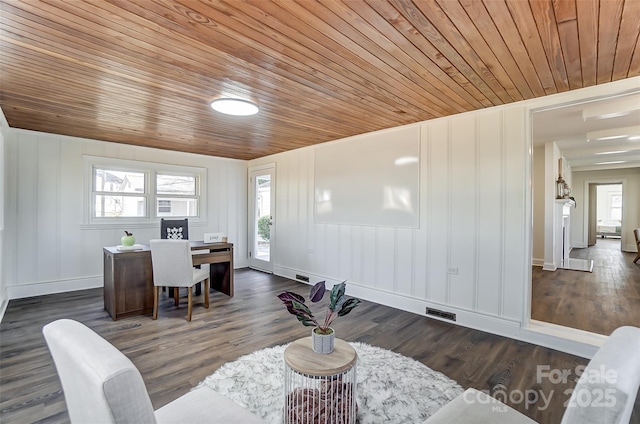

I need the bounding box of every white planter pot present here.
[311,328,335,354]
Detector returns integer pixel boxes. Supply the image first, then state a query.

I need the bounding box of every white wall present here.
[0,108,8,318]
[251,105,531,343]
[571,168,640,252]
[2,122,248,300]
[249,77,640,357]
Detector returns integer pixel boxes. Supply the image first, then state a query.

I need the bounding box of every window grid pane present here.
[94,168,145,194]
[94,195,146,217]
[156,174,196,196]
[156,197,198,217]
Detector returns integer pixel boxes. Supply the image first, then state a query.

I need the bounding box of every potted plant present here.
[278,281,361,354]
[121,231,135,246]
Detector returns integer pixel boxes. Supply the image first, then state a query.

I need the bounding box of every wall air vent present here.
[296,274,310,282]
[426,307,456,321]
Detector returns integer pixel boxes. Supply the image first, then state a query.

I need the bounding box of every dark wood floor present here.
[1,269,638,424]
[532,237,640,335]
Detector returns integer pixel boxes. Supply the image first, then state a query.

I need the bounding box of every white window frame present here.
[82,156,207,229]
[609,192,622,222]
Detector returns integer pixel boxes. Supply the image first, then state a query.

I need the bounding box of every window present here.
[156,174,198,217]
[610,193,622,221]
[84,156,206,226]
[93,169,147,218]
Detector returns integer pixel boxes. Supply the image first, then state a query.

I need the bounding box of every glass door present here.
[249,165,275,273]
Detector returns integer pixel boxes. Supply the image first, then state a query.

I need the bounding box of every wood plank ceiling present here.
[1,0,639,160]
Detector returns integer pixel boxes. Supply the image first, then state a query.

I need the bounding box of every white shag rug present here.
[196,342,463,423]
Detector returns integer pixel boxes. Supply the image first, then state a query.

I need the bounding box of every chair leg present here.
[153,286,159,320]
[187,287,193,321]
[204,278,210,308]
[634,252,640,264]
[174,287,179,307]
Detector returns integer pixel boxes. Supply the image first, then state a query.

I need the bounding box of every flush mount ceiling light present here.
[582,95,640,120]
[210,98,259,116]
[596,150,629,155]
[586,125,640,141]
[593,135,629,141]
[595,161,626,165]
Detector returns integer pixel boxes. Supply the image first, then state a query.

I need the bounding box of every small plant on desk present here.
[121,231,135,247]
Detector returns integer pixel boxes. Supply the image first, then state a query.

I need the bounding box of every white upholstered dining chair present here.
[42,319,265,423]
[150,239,209,321]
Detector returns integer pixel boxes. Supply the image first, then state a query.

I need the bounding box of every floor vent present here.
[296,274,310,282]
[426,307,456,321]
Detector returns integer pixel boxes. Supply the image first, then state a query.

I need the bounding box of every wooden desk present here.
[103,242,234,320]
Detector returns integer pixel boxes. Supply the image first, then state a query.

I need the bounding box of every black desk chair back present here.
[160,218,189,240]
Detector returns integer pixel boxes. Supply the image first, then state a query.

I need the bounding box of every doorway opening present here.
[590,183,622,248]
[249,165,275,273]
[528,90,640,344]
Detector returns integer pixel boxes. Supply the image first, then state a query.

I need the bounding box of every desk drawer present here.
[192,250,231,266]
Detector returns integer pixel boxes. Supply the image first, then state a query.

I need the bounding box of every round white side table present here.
[283,337,358,424]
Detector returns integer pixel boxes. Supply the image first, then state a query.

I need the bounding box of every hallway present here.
[531,238,640,335]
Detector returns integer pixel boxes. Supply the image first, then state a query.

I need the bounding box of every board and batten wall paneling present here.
[253,105,529,338]
[4,129,247,299]
[0,107,8,317]
[449,114,477,311]
[426,120,450,305]
[37,136,62,282]
[476,112,505,315]
[15,134,39,285]
[502,107,528,321]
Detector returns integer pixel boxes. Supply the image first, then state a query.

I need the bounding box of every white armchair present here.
[43,319,265,423]
[424,326,640,424]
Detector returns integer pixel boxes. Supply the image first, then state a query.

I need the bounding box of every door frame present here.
[248,163,276,273]
[581,178,626,250]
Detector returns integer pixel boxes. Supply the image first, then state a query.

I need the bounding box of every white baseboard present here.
[7,260,249,301]
[522,320,604,358]
[8,276,103,300]
[273,265,331,287]
[542,262,557,271]
[273,265,601,359]
[532,257,544,267]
